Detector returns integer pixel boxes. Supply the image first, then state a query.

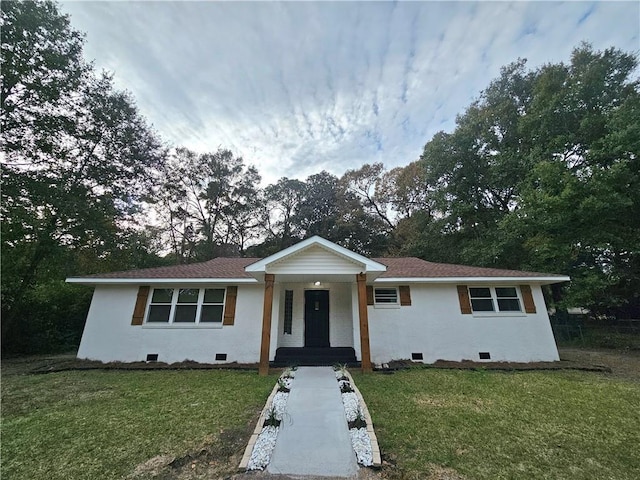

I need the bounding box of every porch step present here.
[272,347,359,367]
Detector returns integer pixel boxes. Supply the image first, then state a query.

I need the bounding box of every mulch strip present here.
[27,359,262,375]
[379,359,612,374]
[12,356,611,375]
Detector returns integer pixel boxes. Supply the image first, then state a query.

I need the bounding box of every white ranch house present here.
[68,236,569,374]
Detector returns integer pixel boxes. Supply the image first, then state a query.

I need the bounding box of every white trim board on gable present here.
[245,236,386,275]
[267,245,364,275]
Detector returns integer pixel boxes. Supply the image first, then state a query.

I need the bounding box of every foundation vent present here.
[215,353,227,361]
[411,353,424,361]
[146,354,158,362]
[479,352,491,360]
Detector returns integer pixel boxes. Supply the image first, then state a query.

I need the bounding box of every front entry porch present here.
[247,237,384,375]
[272,347,359,367]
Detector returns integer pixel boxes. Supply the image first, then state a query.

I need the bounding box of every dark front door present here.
[304,290,330,347]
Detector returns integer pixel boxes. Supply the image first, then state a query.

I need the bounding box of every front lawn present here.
[353,368,640,480]
[1,368,275,480]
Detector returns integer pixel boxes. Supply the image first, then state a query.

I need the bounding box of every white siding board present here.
[267,246,363,275]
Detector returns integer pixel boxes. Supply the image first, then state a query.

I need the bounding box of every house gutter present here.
[373,276,571,285]
[65,277,259,285]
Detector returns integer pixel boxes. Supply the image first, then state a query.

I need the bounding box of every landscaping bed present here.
[380,358,611,373]
[335,365,381,467]
[1,353,273,377]
[242,368,296,470]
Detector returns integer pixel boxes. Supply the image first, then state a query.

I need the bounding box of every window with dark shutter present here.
[131,286,150,325]
[284,290,293,334]
[366,285,374,305]
[457,285,472,314]
[520,285,537,313]
[399,285,412,306]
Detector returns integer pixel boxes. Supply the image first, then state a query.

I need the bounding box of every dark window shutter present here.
[457,285,472,314]
[131,286,150,325]
[520,285,537,313]
[223,286,238,325]
[399,285,412,306]
[366,285,374,305]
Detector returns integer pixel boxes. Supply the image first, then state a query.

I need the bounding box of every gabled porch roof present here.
[245,236,387,283]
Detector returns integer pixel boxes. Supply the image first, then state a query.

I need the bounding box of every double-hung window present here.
[468,287,522,313]
[146,288,226,325]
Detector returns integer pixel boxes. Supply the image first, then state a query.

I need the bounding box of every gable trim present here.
[245,236,386,274]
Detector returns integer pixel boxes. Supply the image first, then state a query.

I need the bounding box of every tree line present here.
[2,1,638,354]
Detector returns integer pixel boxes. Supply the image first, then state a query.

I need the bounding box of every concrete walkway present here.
[267,367,358,478]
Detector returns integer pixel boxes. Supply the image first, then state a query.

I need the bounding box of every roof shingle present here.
[374,257,564,278]
[75,256,564,280]
[82,257,259,279]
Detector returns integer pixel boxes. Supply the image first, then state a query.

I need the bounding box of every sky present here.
[60,1,640,185]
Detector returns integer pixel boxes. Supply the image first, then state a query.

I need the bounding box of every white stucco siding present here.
[275,282,354,348]
[267,246,363,275]
[77,284,264,364]
[276,283,305,348]
[368,284,559,364]
[329,284,354,347]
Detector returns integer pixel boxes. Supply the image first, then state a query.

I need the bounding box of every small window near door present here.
[374,288,399,306]
[284,290,293,334]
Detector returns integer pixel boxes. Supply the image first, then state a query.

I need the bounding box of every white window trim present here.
[470,286,527,317]
[373,287,401,309]
[142,287,226,328]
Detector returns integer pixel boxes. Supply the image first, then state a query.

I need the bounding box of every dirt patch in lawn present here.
[558,347,640,382]
[127,426,253,480]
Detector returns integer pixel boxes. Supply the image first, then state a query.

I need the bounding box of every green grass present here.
[353,368,640,480]
[1,369,275,480]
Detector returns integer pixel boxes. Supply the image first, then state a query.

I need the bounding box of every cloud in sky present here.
[61,1,639,185]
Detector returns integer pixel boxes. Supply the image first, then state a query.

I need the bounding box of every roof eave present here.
[65,277,259,285]
[374,276,571,285]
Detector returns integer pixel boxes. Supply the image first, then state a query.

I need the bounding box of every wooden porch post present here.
[259,274,275,376]
[356,273,372,373]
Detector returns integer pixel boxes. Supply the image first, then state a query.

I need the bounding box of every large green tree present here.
[506,45,640,314]
[261,177,306,252]
[408,44,639,315]
[154,148,261,261]
[1,1,166,353]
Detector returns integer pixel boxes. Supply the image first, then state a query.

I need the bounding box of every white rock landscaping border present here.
[336,368,382,467]
[239,370,295,471]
